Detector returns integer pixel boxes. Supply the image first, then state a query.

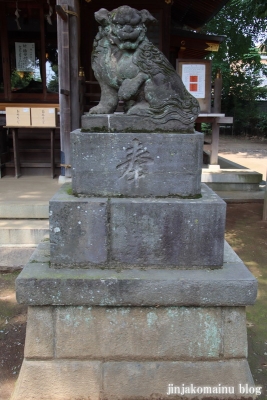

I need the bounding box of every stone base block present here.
[49,195,108,265]
[12,304,257,399]
[102,360,257,400]
[16,241,257,306]
[49,184,226,268]
[110,191,225,268]
[24,305,247,360]
[11,360,101,400]
[11,359,257,400]
[81,113,196,133]
[71,130,203,197]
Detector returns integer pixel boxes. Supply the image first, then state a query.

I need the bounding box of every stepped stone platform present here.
[11,117,258,400]
[12,240,257,400]
[0,219,49,245]
[202,168,263,191]
[16,240,257,307]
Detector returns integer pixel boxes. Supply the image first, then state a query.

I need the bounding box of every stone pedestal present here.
[49,183,226,268]
[11,120,258,400]
[71,130,203,197]
[12,241,257,400]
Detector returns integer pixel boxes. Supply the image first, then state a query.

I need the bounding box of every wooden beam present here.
[216,117,233,124]
[50,128,55,178]
[69,0,80,131]
[40,6,47,98]
[162,3,171,59]
[55,5,68,21]
[60,89,70,95]
[57,0,80,179]
[196,116,233,124]
[11,128,21,178]
[171,36,220,52]
[57,2,71,178]
[0,2,11,100]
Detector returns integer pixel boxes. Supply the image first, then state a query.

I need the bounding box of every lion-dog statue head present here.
[89,6,199,130]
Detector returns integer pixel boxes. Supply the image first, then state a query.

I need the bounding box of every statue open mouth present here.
[117,32,140,41]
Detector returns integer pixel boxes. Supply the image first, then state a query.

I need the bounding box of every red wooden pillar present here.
[57,0,79,179]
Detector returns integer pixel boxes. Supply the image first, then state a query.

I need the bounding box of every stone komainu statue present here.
[90,6,200,126]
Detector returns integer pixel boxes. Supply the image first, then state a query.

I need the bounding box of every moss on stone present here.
[73,192,202,200]
[80,127,194,134]
[110,127,193,134]
[81,127,108,133]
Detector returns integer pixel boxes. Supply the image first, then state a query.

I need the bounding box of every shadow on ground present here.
[0,202,267,400]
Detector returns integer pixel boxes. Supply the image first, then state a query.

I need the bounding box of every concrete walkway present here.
[0,175,60,218]
[218,135,267,179]
[219,152,266,179]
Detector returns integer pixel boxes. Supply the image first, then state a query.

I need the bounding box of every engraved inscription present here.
[116,138,154,187]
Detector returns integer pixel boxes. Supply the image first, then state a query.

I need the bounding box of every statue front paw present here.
[118,79,138,101]
[127,101,150,116]
[89,104,111,114]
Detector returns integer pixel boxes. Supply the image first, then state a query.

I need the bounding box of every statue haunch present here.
[90,6,200,126]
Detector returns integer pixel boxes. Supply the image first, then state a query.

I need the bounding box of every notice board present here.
[15,42,35,72]
[177,60,212,113]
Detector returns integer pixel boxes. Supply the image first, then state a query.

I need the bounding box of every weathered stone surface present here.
[11,359,258,400]
[54,306,247,360]
[102,360,256,399]
[28,240,50,263]
[24,306,53,358]
[15,240,257,306]
[81,114,109,131]
[223,308,248,358]
[49,186,108,266]
[48,184,225,268]
[10,360,101,400]
[71,131,203,197]
[82,114,198,133]
[22,305,247,361]
[110,186,226,267]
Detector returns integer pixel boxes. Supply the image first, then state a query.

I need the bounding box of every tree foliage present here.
[252,0,267,18]
[201,0,267,135]
[10,70,33,91]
